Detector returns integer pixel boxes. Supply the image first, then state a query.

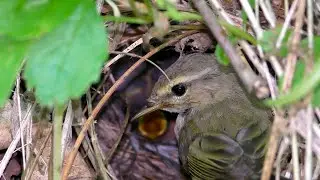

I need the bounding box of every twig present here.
[282,0,306,91]
[208,0,234,24]
[240,42,267,78]
[15,76,26,169]
[192,0,266,95]
[24,126,53,180]
[294,111,320,155]
[313,157,320,179]
[109,51,171,82]
[26,102,32,163]
[105,105,130,164]
[73,100,98,171]
[96,0,104,13]
[104,0,120,16]
[104,0,126,53]
[87,92,111,180]
[291,126,301,180]
[262,61,278,99]
[61,102,73,158]
[62,30,198,180]
[239,0,263,38]
[259,0,277,27]
[261,113,285,180]
[0,103,34,177]
[305,106,313,180]
[255,0,260,29]
[208,0,280,95]
[243,0,284,77]
[275,138,289,180]
[285,0,289,15]
[275,0,299,49]
[103,38,143,73]
[305,0,314,176]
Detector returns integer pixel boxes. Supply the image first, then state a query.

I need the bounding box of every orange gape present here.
[138,110,168,140]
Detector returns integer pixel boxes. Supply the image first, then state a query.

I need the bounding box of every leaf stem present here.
[52,104,66,180]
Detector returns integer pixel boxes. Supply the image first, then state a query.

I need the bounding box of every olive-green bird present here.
[134,53,272,180]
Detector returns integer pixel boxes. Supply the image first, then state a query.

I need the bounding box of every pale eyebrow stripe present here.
[173,68,213,85]
[158,67,214,95]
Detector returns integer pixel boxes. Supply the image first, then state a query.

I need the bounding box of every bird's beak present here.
[132,103,164,121]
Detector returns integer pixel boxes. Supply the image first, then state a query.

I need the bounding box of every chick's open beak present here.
[132,103,169,140]
[132,103,164,121]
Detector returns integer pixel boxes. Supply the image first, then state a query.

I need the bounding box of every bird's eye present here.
[171,83,186,96]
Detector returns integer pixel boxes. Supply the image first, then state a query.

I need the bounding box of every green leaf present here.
[248,0,256,7]
[214,35,238,66]
[104,16,151,24]
[0,0,78,40]
[264,61,320,107]
[314,36,320,62]
[215,44,230,66]
[292,61,306,88]
[0,37,31,106]
[156,0,202,21]
[296,37,320,107]
[300,36,320,62]
[277,61,305,91]
[218,20,257,45]
[214,36,237,66]
[259,27,293,57]
[313,84,320,107]
[241,11,248,30]
[277,75,284,90]
[24,1,108,106]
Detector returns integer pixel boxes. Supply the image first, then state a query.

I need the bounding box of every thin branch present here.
[305,106,314,180]
[294,111,320,155]
[282,0,306,91]
[105,105,130,164]
[87,92,111,180]
[239,0,263,38]
[103,38,143,72]
[24,126,53,180]
[192,0,266,95]
[15,76,26,169]
[275,138,289,180]
[208,0,234,24]
[259,0,277,27]
[109,51,171,82]
[262,61,278,99]
[0,104,34,177]
[261,112,285,180]
[291,128,301,180]
[305,0,314,177]
[61,102,73,158]
[313,157,320,179]
[275,0,299,49]
[208,0,280,95]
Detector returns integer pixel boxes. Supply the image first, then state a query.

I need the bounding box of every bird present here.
[133,53,272,180]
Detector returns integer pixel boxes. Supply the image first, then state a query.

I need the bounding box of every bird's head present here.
[133,53,235,120]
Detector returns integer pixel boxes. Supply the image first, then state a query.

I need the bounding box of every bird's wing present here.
[186,121,269,180]
[235,120,270,173]
[187,133,244,180]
